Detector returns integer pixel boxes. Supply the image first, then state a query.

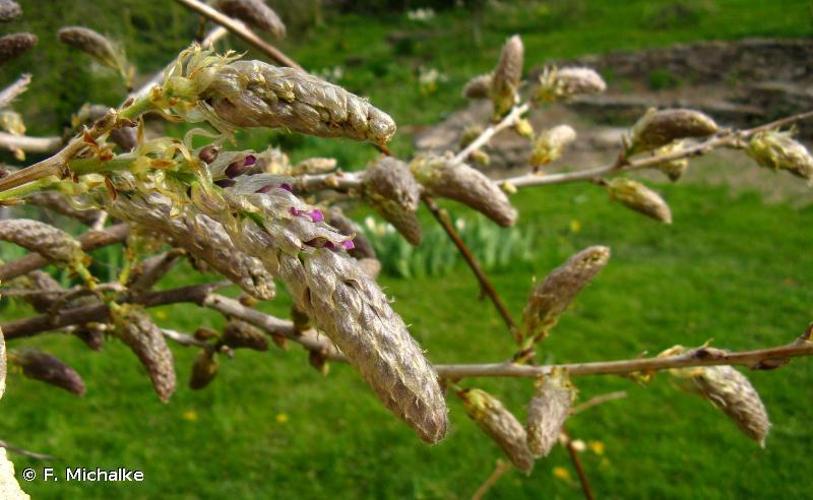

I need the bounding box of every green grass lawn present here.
[2,0,813,498]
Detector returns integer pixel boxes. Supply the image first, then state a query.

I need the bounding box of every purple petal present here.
[255,185,272,194]
[341,239,355,250]
[309,209,324,223]
[243,154,257,166]
[279,183,293,192]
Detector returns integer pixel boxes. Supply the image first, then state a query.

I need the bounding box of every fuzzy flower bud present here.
[411,154,517,226]
[292,157,337,175]
[607,178,672,223]
[189,349,219,390]
[0,0,21,22]
[58,27,131,83]
[652,141,689,182]
[13,349,86,396]
[223,319,269,351]
[110,304,176,403]
[520,246,610,341]
[0,32,37,65]
[673,359,771,446]
[462,73,491,99]
[460,388,534,473]
[0,219,88,268]
[627,108,718,154]
[216,0,286,39]
[490,35,524,117]
[534,66,606,103]
[530,124,577,169]
[526,369,575,457]
[746,130,813,181]
[201,59,396,146]
[363,157,422,245]
[459,124,484,149]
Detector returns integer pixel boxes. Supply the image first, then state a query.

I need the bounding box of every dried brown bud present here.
[747,130,813,181]
[490,35,524,117]
[534,66,606,103]
[57,27,128,77]
[74,104,136,151]
[460,388,534,473]
[216,0,286,39]
[189,349,219,390]
[14,349,86,396]
[652,141,689,181]
[677,364,771,446]
[0,0,21,22]
[308,348,330,375]
[363,157,422,245]
[627,108,718,154]
[526,370,575,457]
[607,178,672,224]
[223,319,269,351]
[203,60,396,146]
[198,144,221,164]
[327,207,376,260]
[194,327,219,341]
[520,246,610,341]
[0,33,37,65]
[73,325,105,351]
[411,154,517,226]
[530,125,577,169]
[0,219,87,265]
[462,73,491,99]
[111,304,176,403]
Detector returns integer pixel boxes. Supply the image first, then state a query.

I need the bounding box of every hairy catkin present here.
[411,154,517,226]
[460,388,534,473]
[12,270,63,313]
[462,73,492,99]
[14,349,86,396]
[57,26,122,70]
[106,193,276,300]
[531,125,577,169]
[0,0,21,22]
[747,130,813,181]
[652,141,689,181]
[203,60,396,146]
[223,319,269,351]
[526,370,575,457]
[0,33,36,65]
[0,219,85,264]
[328,208,376,260]
[490,35,524,116]
[210,185,448,442]
[216,0,286,39]
[628,108,718,153]
[189,349,219,390]
[363,157,423,245]
[110,304,175,403]
[521,246,610,341]
[607,178,672,224]
[534,66,606,102]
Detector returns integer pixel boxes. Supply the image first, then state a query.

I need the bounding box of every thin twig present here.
[454,103,529,163]
[0,74,31,109]
[0,439,55,461]
[423,195,517,334]
[0,223,129,281]
[173,0,303,70]
[571,391,628,415]
[562,428,595,500]
[0,133,62,154]
[471,460,512,500]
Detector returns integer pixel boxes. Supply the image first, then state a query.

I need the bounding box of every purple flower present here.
[309,209,324,223]
[342,239,355,250]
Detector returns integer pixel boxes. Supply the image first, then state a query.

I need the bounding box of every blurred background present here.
[1,0,813,498]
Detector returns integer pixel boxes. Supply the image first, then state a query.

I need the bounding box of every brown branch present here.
[471,460,512,500]
[423,195,517,335]
[503,109,813,189]
[562,429,595,500]
[173,0,303,70]
[0,439,55,461]
[0,223,129,281]
[454,103,529,163]
[571,391,628,415]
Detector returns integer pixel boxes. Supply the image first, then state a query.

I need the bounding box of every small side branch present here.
[173,0,303,70]
[454,103,529,163]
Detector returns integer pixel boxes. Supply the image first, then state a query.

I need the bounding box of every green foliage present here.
[363,213,536,278]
